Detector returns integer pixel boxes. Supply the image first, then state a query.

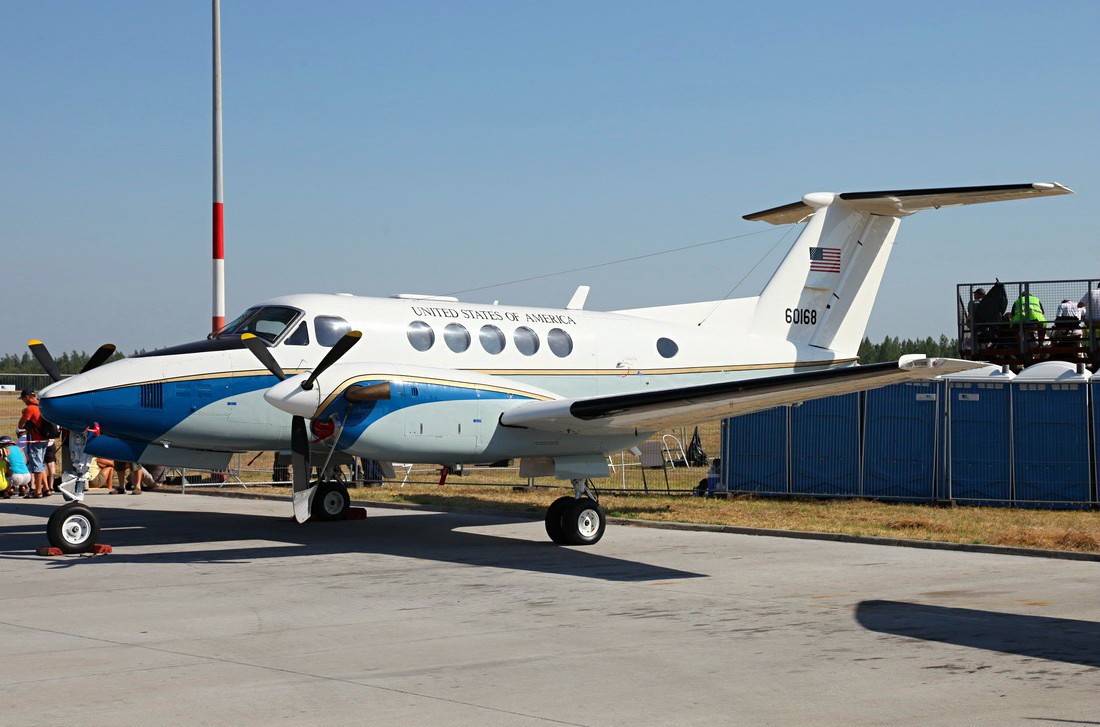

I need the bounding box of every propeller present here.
[240,334,286,381]
[240,330,364,522]
[29,340,117,383]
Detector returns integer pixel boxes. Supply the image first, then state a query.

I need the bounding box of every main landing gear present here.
[545,479,606,546]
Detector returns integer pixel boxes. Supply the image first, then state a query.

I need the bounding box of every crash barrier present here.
[717,361,1098,508]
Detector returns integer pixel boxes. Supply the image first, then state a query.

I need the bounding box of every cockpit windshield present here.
[217,306,302,343]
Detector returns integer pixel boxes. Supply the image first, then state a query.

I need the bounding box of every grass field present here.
[207,482,1100,554]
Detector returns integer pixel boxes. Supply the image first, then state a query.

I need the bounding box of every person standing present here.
[17,390,50,497]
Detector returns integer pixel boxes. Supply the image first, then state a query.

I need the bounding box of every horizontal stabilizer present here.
[744,183,1072,225]
[499,356,983,435]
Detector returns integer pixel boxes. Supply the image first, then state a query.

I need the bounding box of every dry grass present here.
[211,482,1100,554]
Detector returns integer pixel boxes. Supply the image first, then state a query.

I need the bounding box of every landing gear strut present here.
[544,479,606,546]
[46,503,100,554]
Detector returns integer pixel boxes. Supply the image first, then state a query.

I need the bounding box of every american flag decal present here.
[809,246,841,273]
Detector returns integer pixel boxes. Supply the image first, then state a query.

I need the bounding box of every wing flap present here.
[499,357,982,434]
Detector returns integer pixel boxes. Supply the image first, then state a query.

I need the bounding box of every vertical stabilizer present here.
[741,183,1072,360]
[747,193,898,359]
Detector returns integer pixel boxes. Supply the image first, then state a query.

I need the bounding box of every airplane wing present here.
[499,356,981,435]
[743,183,1073,225]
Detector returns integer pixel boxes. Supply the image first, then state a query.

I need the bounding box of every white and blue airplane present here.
[34,183,1071,552]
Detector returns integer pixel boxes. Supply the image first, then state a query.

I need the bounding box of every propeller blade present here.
[343,381,391,404]
[28,340,62,382]
[301,330,362,391]
[81,344,117,374]
[290,415,314,523]
[240,333,287,381]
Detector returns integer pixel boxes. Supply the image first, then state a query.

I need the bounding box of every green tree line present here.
[0,349,129,375]
[857,335,958,363]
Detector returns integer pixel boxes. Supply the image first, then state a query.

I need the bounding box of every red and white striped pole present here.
[211,0,226,334]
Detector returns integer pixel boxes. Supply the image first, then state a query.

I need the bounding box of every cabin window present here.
[479,325,506,354]
[514,326,540,356]
[284,322,309,346]
[444,323,471,353]
[218,305,301,343]
[315,316,352,347]
[407,321,435,351]
[547,328,572,357]
[656,337,679,358]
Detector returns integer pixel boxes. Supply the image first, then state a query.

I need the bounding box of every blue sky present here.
[2,1,1097,356]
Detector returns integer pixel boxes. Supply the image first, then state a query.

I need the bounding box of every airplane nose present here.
[40,390,97,430]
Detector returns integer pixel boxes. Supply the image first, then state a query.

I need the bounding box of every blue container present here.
[790,393,859,496]
[862,382,940,501]
[722,406,788,494]
[1011,362,1091,508]
[1093,372,1100,505]
[945,367,1014,505]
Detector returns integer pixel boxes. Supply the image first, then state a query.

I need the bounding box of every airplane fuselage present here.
[40,292,848,467]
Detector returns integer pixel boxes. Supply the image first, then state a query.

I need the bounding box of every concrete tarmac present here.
[1,491,1097,727]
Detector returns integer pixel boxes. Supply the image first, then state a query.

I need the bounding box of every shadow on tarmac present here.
[0,499,705,583]
[855,600,1100,668]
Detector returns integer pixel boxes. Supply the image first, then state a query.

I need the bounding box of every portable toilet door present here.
[1092,369,1100,505]
[862,381,940,501]
[790,393,860,496]
[722,406,788,495]
[1011,362,1091,508]
[945,365,1015,505]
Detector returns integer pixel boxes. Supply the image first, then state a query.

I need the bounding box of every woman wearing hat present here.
[0,435,33,498]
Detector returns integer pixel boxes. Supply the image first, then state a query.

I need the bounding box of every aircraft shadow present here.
[0,500,704,583]
[855,600,1100,668]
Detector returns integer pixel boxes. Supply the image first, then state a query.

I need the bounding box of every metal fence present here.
[0,384,717,495]
[957,278,1100,370]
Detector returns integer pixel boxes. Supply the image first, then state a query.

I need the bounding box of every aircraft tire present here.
[312,480,351,521]
[544,496,575,544]
[47,503,100,554]
[561,497,605,546]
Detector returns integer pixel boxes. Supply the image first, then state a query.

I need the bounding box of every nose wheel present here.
[310,480,351,521]
[46,503,101,554]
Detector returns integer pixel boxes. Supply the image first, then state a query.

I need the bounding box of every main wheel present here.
[311,480,351,521]
[47,503,100,554]
[560,497,606,546]
[544,496,575,544]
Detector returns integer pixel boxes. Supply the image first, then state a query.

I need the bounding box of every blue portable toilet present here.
[722,406,788,494]
[790,393,860,496]
[1012,362,1091,508]
[862,381,941,501]
[1092,369,1100,505]
[944,365,1015,505]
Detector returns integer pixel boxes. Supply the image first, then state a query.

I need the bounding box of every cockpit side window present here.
[217,306,302,343]
[315,316,352,347]
[284,321,310,346]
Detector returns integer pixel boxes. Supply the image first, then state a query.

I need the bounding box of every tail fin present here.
[743,183,1072,358]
